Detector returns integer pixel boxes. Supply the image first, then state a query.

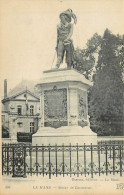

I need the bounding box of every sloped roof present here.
[7,80,40,99]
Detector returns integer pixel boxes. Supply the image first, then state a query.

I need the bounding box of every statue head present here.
[59,9,77,24]
[60,14,71,24]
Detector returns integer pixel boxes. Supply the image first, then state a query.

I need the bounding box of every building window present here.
[30,105,34,115]
[17,122,23,127]
[17,105,22,115]
[30,122,34,133]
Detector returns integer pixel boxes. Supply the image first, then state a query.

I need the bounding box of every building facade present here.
[1,80,40,141]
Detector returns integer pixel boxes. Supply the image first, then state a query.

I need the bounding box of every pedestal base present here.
[32,126,97,146]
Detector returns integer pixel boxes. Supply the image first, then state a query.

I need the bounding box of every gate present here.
[2,144,27,177]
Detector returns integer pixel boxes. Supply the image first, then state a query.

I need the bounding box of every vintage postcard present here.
[0,0,124,195]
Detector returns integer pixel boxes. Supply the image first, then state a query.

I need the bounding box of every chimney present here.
[4,79,7,99]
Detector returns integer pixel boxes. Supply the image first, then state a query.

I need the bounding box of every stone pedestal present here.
[32,68,97,145]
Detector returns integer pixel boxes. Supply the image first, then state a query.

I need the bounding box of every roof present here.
[4,80,40,100]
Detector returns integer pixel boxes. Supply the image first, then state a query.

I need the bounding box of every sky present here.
[0,0,124,96]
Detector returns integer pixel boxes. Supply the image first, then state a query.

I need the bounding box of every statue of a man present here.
[56,9,77,69]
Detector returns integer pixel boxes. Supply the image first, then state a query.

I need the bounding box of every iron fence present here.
[2,143,124,179]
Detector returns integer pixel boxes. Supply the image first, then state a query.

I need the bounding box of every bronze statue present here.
[56,9,77,69]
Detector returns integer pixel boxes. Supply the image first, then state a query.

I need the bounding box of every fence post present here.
[42,144,44,177]
[55,144,57,177]
[113,145,115,175]
[30,145,32,176]
[62,143,64,177]
[98,145,100,176]
[49,144,51,179]
[5,143,7,175]
[105,144,108,176]
[12,146,15,177]
[77,143,79,177]
[2,144,4,175]
[23,145,27,178]
[36,144,38,176]
[84,143,86,177]
[110,143,112,159]
[7,144,9,175]
[120,145,122,177]
[91,143,93,178]
[70,143,71,177]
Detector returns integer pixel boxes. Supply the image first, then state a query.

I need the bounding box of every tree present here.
[74,33,102,79]
[73,48,94,79]
[89,29,124,136]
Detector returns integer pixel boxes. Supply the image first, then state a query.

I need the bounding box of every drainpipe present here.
[4,79,7,99]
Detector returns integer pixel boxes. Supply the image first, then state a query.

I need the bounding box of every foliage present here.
[74,33,102,79]
[88,29,124,136]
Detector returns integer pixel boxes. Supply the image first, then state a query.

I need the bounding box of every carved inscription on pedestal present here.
[44,88,67,128]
